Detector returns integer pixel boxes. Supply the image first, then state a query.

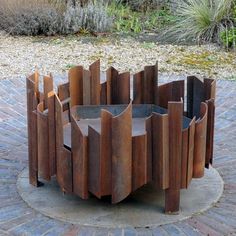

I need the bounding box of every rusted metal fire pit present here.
[26,60,216,214]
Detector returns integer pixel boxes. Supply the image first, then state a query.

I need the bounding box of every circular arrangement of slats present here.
[26,60,216,214]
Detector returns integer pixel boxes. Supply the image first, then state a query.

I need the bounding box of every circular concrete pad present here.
[17,167,223,228]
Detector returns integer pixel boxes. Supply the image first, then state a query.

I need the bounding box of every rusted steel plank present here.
[89,60,100,105]
[108,68,130,104]
[204,79,216,168]
[116,72,130,104]
[205,99,215,167]
[69,66,83,106]
[106,68,112,104]
[165,101,183,213]
[193,102,208,178]
[111,67,119,104]
[165,190,180,214]
[71,115,88,199]
[43,76,54,177]
[145,116,153,182]
[172,80,184,104]
[48,92,56,176]
[112,102,132,203]
[181,128,188,189]
[204,78,216,100]
[158,82,172,109]
[132,134,147,191]
[100,82,107,105]
[43,75,53,109]
[158,80,184,109]
[37,102,50,181]
[133,71,144,104]
[32,77,39,182]
[28,71,39,97]
[152,113,169,190]
[55,94,72,193]
[58,148,73,193]
[31,110,39,184]
[154,62,159,105]
[187,76,194,118]
[26,76,34,184]
[83,69,91,105]
[143,64,158,104]
[100,110,112,196]
[26,75,39,186]
[58,82,70,101]
[88,126,102,198]
[34,71,40,95]
[187,76,204,118]
[187,77,215,169]
[58,82,70,111]
[187,117,196,187]
[106,67,118,105]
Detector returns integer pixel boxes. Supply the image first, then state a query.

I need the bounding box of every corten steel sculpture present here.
[26,60,216,214]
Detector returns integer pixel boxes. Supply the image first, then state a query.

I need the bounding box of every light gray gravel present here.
[0,34,235,80]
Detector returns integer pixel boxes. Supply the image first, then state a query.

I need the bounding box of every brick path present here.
[0,76,236,235]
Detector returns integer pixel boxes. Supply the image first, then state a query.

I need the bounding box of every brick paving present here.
[0,76,236,235]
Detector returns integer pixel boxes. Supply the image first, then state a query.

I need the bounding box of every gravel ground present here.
[0,33,235,80]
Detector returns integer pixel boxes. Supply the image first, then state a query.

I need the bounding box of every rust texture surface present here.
[26,60,216,213]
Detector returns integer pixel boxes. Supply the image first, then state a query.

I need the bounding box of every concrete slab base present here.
[17,167,224,228]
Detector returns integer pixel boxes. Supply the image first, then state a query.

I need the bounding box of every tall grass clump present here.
[161,0,235,45]
[0,0,113,35]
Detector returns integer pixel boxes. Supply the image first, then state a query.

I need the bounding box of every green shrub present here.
[108,2,142,33]
[220,27,236,48]
[160,0,235,44]
[108,1,174,33]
